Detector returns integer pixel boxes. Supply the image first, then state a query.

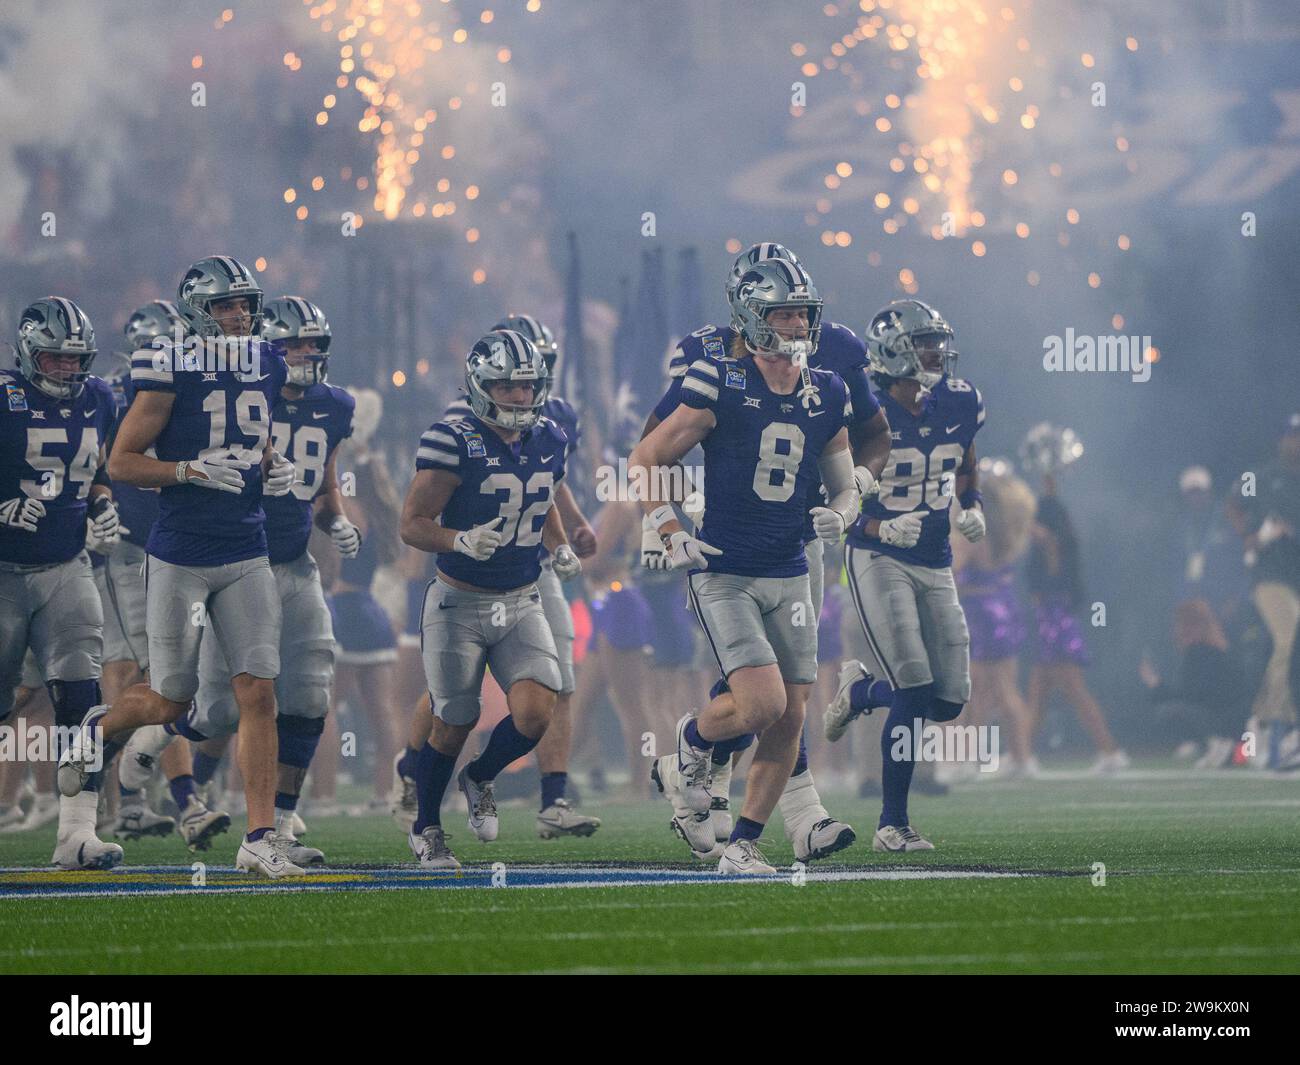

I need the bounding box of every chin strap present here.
[786,341,821,411]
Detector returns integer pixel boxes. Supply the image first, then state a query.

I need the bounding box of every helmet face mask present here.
[177,256,264,339]
[466,330,551,430]
[730,258,822,362]
[15,296,97,400]
[263,297,331,386]
[866,300,958,391]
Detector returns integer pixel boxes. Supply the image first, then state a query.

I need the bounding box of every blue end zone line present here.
[0,864,1060,900]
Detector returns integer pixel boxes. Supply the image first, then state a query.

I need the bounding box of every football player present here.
[57,256,303,878]
[0,297,122,868]
[824,299,984,852]
[630,259,861,873]
[118,296,358,865]
[640,245,892,862]
[100,302,228,846]
[393,314,600,840]
[399,330,581,869]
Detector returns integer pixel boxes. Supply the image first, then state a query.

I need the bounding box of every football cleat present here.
[282,836,325,867]
[673,713,713,814]
[824,660,874,742]
[290,811,308,837]
[178,797,231,853]
[51,830,124,871]
[113,802,175,841]
[390,751,418,831]
[56,706,108,797]
[118,724,174,791]
[409,825,461,871]
[458,767,499,842]
[1090,749,1131,776]
[537,799,601,839]
[235,832,306,879]
[717,838,776,875]
[11,794,59,833]
[709,760,733,842]
[873,825,934,852]
[792,817,856,862]
[651,755,716,854]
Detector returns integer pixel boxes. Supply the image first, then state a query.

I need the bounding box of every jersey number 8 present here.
[879,443,964,512]
[753,422,805,503]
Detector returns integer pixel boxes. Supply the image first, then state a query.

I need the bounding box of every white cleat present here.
[1090,749,1131,776]
[113,803,175,841]
[717,838,776,875]
[791,817,856,862]
[409,825,461,871]
[673,713,713,814]
[458,768,499,842]
[51,830,124,870]
[56,706,109,797]
[235,832,306,879]
[873,825,934,852]
[390,752,417,831]
[118,724,174,790]
[282,836,325,867]
[651,755,715,855]
[537,799,602,838]
[10,795,59,833]
[178,798,231,852]
[824,660,871,742]
[290,811,308,837]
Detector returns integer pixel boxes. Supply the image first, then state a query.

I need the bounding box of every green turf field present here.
[2,769,1299,974]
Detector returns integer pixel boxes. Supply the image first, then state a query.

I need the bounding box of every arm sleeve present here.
[817,444,858,521]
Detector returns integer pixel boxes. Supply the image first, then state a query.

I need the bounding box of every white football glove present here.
[264,449,296,497]
[551,544,582,581]
[641,515,672,571]
[184,451,251,494]
[810,506,848,543]
[853,466,878,499]
[667,529,722,570]
[453,516,505,561]
[0,497,46,532]
[88,497,127,550]
[329,516,362,558]
[878,512,925,548]
[954,506,986,543]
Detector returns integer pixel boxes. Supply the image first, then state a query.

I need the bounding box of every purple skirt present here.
[591,586,653,653]
[964,588,1028,663]
[1034,597,1091,666]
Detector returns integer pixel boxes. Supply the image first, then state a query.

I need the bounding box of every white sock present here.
[56,789,98,839]
[778,769,828,832]
[274,806,295,837]
[710,759,732,800]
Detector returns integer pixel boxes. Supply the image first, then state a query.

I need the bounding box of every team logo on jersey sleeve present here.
[725,366,746,390]
[703,336,726,359]
[6,384,27,411]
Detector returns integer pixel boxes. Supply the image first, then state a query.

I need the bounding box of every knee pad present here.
[929,698,965,723]
[278,678,331,721]
[277,714,325,770]
[46,678,102,730]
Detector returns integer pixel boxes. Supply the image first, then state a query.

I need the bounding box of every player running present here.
[823,299,985,852]
[0,297,123,869]
[641,243,891,861]
[630,258,861,873]
[399,330,582,870]
[118,296,358,865]
[56,255,303,878]
[392,314,600,840]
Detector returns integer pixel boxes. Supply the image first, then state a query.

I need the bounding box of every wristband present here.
[649,504,677,532]
[176,460,189,484]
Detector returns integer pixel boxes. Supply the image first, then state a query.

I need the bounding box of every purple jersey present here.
[443,395,581,461]
[265,382,355,564]
[415,413,568,590]
[680,357,852,578]
[0,370,116,566]
[130,344,288,566]
[104,364,160,550]
[848,374,984,568]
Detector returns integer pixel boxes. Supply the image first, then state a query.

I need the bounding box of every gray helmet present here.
[726,242,803,312]
[1019,422,1084,474]
[729,257,822,360]
[124,299,186,351]
[264,296,331,386]
[15,296,97,399]
[492,313,558,373]
[177,255,263,338]
[466,330,551,430]
[865,299,957,390]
